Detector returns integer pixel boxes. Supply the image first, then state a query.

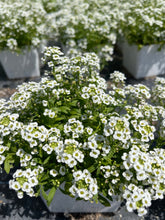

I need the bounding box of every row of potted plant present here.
[0,47,165,216]
[0,0,165,79]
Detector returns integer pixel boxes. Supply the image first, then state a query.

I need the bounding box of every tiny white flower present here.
[42,100,48,106]
[22,182,31,193]
[49,111,55,118]
[89,149,100,158]
[17,191,24,199]
[133,162,144,172]
[0,155,5,165]
[88,141,97,150]
[77,188,87,198]
[69,185,77,196]
[126,200,136,212]
[11,181,21,191]
[68,158,77,168]
[73,170,83,181]
[25,154,32,161]
[28,177,38,187]
[50,169,58,177]
[138,208,147,217]
[137,171,148,181]
[89,183,98,195]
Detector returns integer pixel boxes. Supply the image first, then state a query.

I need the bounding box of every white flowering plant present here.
[41,0,62,13]
[45,0,119,67]
[119,0,165,48]
[0,47,165,217]
[0,0,50,52]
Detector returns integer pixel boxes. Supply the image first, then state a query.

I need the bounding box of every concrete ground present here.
[0,46,165,220]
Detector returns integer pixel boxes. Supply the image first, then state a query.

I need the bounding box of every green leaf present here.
[4,154,14,174]
[50,124,63,130]
[47,187,57,206]
[59,106,70,113]
[4,159,10,174]
[43,156,51,165]
[70,109,81,116]
[92,194,98,203]
[39,173,49,185]
[69,100,78,107]
[102,189,107,197]
[98,194,111,207]
[32,157,41,164]
[65,174,73,182]
[69,114,80,119]
[96,167,100,175]
[40,186,48,201]
[103,146,116,163]
[88,163,97,173]
[55,117,66,121]
[56,124,63,130]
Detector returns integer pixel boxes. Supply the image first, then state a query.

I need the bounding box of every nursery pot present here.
[122,41,165,79]
[41,185,121,213]
[0,48,40,79]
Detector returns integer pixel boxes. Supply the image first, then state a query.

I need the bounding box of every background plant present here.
[41,0,63,13]
[43,0,120,67]
[118,0,165,47]
[0,0,51,52]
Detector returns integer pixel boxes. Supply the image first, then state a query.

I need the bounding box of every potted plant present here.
[43,0,119,68]
[118,0,165,79]
[0,47,165,217]
[0,0,50,79]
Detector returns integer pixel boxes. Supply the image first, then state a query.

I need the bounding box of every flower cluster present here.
[9,167,42,199]
[0,0,50,52]
[121,146,165,216]
[118,0,165,47]
[70,169,98,200]
[44,0,119,66]
[0,47,165,216]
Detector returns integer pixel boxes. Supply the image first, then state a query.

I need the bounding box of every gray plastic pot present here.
[0,48,40,79]
[41,186,121,213]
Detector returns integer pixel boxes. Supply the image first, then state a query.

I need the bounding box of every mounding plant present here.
[119,0,165,48]
[0,47,165,217]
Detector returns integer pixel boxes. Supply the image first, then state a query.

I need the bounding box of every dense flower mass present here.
[0,48,165,216]
[44,0,119,66]
[118,0,165,47]
[0,0,50,52]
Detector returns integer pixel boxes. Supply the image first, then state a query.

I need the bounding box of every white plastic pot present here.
[122,41,165,79]
[41,186,121,213]
[0,48,40,79]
